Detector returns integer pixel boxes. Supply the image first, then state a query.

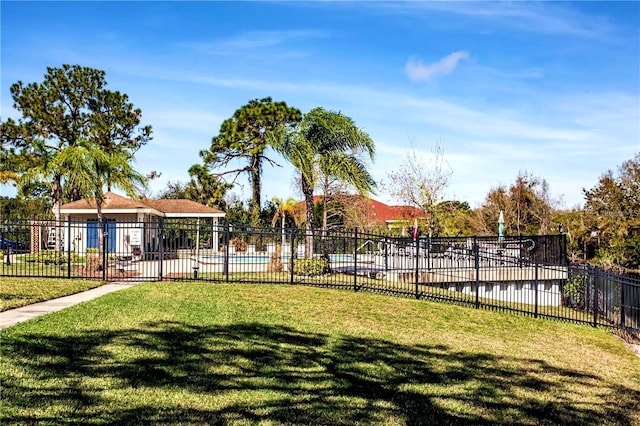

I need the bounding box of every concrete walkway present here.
[0,282,140,330]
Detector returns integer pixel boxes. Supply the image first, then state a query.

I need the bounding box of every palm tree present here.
[273,107,376,257]
[54,140,147,267]
[18,140,66,250]
[317,150,376,234]
[0,171,19,184]
[271,197,303,254]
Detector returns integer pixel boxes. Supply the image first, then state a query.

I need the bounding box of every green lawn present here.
[1,283,639,425]
[1,262,82,279]
[0,277,103,311]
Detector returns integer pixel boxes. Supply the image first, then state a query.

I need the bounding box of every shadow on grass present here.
[2,322,638,425]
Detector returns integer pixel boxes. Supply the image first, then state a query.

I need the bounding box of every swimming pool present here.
[199,255,270,263]
[329,254,354,262]
[198,254,358,264]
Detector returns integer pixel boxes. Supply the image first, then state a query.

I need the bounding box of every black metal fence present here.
[1,217,638,335]
[567,264,640,333]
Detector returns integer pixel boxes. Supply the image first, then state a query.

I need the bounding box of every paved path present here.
[0,282,140,330]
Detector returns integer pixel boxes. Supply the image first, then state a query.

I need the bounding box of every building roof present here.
[142,198,225,217]
[366,197,426,223]
[60,192,225,218]
[303,195,427,224]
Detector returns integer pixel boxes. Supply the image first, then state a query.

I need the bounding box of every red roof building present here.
[300,195,427,229]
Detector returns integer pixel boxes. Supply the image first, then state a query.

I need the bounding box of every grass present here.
[1,282,639,425]
[178,272,596,324]
[0,277,103,311]
[1,262,85,279]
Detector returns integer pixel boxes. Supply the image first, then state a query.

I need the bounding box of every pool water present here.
[199,255,270,263]
[198,254,357,263]
[329,254,354,262]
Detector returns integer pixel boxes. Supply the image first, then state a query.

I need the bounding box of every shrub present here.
[230,238,247,252]
[84,254,103,272]
[30,250,72,265]
[294,258,329,276]
[563,275,585,307]
[268,247,284,272]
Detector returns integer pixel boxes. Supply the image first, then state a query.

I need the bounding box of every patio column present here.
[195,218,201,259]
[212,219,219,253]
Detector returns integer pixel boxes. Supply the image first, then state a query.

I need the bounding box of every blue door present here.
[87,221,99,250]
[86,220,116,252]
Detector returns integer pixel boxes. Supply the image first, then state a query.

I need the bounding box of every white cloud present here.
[405,51,469,82]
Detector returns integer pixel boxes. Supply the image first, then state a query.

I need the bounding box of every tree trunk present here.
[52,174,62,252]
[302,176,314,258]
[281,215,286,256]
[97,199,104,271]
[322,177,328,238]
[250,157,261,227]
[322,203,327,234]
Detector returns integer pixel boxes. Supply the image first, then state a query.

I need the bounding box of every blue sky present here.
[1,1,638,209]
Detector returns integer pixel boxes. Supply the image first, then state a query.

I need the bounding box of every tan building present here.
[55,192,225,257]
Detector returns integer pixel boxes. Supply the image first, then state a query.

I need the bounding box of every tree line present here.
[1,65,638,270]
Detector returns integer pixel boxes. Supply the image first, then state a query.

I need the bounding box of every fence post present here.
[414,234,419,299]
[1,221,6,266]
[158,218,164,282]
[534,260,539,319]
[290,227,295,285]
[427,235,431,271]
[517,234,523,267]
[585,265,591,315]
[102,220,107,282]
[67,218,71,279]
[354,227,358,292]
[384,235,388,271]
[593,266,599,328]
[620,279,626,328]
[474,237,480,309]
[224,223,230,282]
